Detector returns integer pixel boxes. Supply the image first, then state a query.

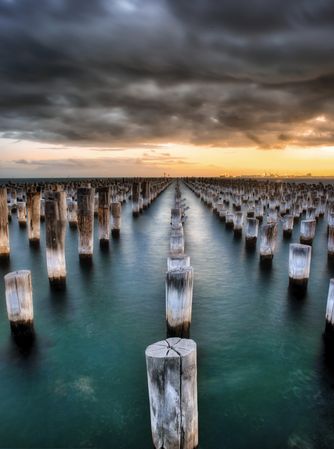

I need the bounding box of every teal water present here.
[0,182,334,448]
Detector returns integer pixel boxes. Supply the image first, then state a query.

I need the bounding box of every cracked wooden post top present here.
[145,338,198,449]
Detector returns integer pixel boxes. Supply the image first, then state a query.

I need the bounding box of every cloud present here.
[4,152,194,177]
[0,0,334,150]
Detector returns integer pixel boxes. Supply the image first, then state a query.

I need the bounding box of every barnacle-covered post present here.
[283,215,294,238]
[0,187,10,258]
[98,187,111,247]
[17,201,27,227]
[166,265,193,338]
[288,243,312,293]
[45,191,67,286]
[111,201,122,237]
[145,338,198,449]
[324,279,334,342]
[300,219,316,245]
[132,182,140,217]
[77,187,95,259]
[259,223,278,262]
[4,270,34,340]
[27,188,41,245]
[245,217,259,248]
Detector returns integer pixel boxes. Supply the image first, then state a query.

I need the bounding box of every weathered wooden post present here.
[328,227,334,259]
[259,223,278,262]
[300,219,316,245]
[324,279,334,342]
[233,211,243,237]
[306,206,316,220]
[267,208,278,224]
[40,198,45,222]
[328,212,334,232]
[17,201,27,227]
[167,254,191,271]
[67,199,78,228]
[0,187,10,258]
[45,191,67,286]
[138,196,143,213]
[145,338,198,449]
[255,203,264,223]
[170,228,184,255]
[166,266,193,338]
[10,189,17,212]
[27,188,41,245]
[111,201,121,237]
[171,208,182,230]
[288,243,311,293]
[77,187,95,259]
[94,193,99,217]
[4,270,34,340]
[283,215,294,238]
[225,212,234,229]
[292,204,301,223]
[98,187,111,247]
[245,217,259,248]
[132,182,140,217]
[142,181,151,209]
[218,206,227,222]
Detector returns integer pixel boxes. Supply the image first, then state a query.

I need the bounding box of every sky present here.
[1,0,334,177]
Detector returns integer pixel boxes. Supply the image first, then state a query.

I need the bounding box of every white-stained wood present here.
[4,270,34,337]
[98,187,111,244]
[145,338,198,449]
[27,189,41,243]
[0,187,10,257]
[166,267,193,338]
[77,187,95,258]
[45,191,67,284]
[111,201,121,237]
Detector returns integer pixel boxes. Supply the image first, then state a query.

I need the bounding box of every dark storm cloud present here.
[0,0,334,149]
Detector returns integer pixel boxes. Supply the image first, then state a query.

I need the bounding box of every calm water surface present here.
[0,182,334,448]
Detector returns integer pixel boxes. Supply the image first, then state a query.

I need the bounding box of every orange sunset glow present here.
[1,139,334,178]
